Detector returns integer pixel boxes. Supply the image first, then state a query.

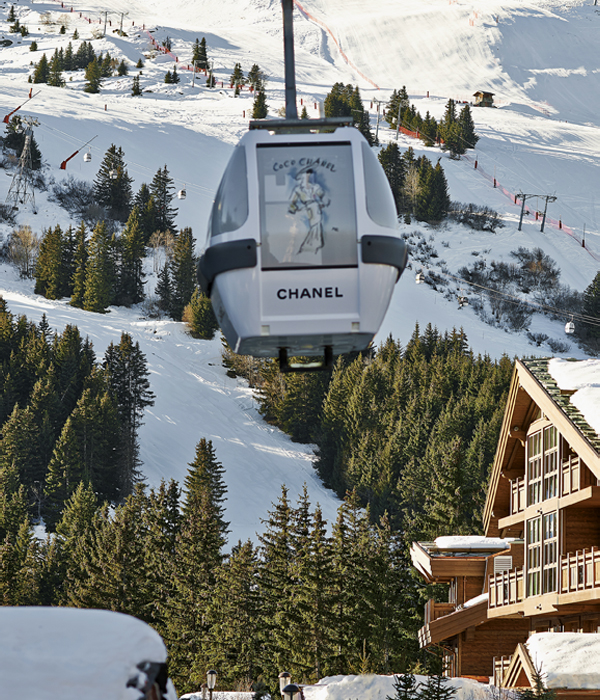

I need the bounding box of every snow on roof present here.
[434,536,513,551]
[303,674,493,700]
[548,359,600,438]
[527,633,600,689]
[0,607,169,700]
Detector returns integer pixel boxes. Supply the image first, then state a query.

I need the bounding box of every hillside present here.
[0,0,598,538]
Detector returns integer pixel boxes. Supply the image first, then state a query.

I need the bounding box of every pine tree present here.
[252,90,268,119]
[32,53,49,83]
[385,86,409,129]
[117,59,128,76]
[230,62,244,88]
[182,287,219,339]
[161,465,227,692]
[418,669,457,700]
[183,438,229,534]
[47,50,65,87]
[35,225,66,299]
[388,673,419,700]
[118,206,146,305]
[156,261,173,314]
[150,165,177,234]
[93,144,133,222]
[29,40,37,52]
[84,58,102,93]
[457,103,478,149]
[205,540,262,687]
[170,227,195,320]
[103,333,154,496]
[8,5,15,22]
[300,105,309,119]
[164,69,173,84]
[247,63,266,92]
[83,221,116,312]
[171,65,180,84]
[583,271,600,339]
[192,37,209,70]
[426,162,450,223]
[72,28,79,40]
[70,222,87,309]
[131,74,142,96]
[378,142,405,212]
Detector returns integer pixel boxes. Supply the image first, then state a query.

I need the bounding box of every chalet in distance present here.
[473,91,495,107]
[411,358,600,694]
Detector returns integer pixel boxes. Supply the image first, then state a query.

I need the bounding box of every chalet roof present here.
[410,539,509,583]
[473,91,494,96]
[547,358,600,441]
[503,634,600,690]
[484,358,600,535]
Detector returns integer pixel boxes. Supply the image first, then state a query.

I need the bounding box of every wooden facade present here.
[411,359,600,692]
[473,91,495,107]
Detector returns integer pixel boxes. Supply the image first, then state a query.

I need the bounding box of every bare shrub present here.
[49,176,95,217]
[7,225,40,277]
[449,201,503,232]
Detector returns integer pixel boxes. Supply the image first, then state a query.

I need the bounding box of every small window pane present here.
[362,143,398,228]
[211,146,249,237]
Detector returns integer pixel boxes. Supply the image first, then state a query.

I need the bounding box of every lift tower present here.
[5,116,39,213]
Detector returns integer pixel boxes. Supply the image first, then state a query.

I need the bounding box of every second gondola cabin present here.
[198,118,407,368]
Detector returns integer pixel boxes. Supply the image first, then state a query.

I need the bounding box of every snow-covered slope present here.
[0,0,598,538]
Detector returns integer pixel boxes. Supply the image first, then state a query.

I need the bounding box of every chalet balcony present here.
[489,547,600,610]
[424,599,455,625]
[489,568,524,609]
[561,547,600,594]
[509,456,591,516]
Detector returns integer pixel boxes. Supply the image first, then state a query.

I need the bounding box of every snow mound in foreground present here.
[303,674,493,700]
[528,633,600,689]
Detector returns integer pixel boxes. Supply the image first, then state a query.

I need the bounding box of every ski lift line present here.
[417,266,600,329]
[36,122,215,197]
[292,0,380,90]
[59,134,98,170]
[2,90,41,125]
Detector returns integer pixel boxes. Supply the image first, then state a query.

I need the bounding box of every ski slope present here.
[0,0,598,539]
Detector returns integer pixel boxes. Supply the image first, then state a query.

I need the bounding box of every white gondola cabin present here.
[565,319,575,334]
[83,150,92,162]
[198,118,408,369]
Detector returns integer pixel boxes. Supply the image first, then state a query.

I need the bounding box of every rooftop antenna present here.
[282,0,298,120]
[5,116,40,213]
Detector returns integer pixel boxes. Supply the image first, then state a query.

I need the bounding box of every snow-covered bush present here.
[49,175,96,218]
[449,201,503,232]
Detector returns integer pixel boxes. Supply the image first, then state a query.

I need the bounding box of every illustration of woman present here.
[288,168,330,253]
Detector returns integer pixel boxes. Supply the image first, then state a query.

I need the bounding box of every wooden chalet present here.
[410,358,600,692]
[473,91,495,107]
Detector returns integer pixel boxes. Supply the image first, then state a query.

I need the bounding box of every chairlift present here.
[83,149,92,162]
[415,271,425,284]
[177,186,187,200]
[197,120,408,371]
[565,317,575,335]
[458,294,469,308]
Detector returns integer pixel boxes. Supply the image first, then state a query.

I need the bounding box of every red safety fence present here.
[461,153,600,262]
[292,0,380,90]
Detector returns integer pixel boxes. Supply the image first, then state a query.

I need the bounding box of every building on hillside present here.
[473,91,494,107]
[411,358,600,693]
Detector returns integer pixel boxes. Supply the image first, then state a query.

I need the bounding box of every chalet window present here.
[527,432,542,506]
[543,427,558,500]
[527,517,541,596]
[542,512,558,593]
[527,425,560,505]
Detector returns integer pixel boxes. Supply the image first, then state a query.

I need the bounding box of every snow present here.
[435,536,513,551]
[181,694,253,700]
[0,0,599,541]
[303,674,493,700]
[548,358,600,437]
[0,606,176,700]
[463,592,488,609]
[527,633,600,689]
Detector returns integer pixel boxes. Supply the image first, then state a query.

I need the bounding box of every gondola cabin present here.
[198,118,408,369]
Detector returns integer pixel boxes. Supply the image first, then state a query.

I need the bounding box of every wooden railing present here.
[493,655,512,687]
[561,548,600,594]
[489,568,524,608]
[424,599,455,625]
[510,477,525,514]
